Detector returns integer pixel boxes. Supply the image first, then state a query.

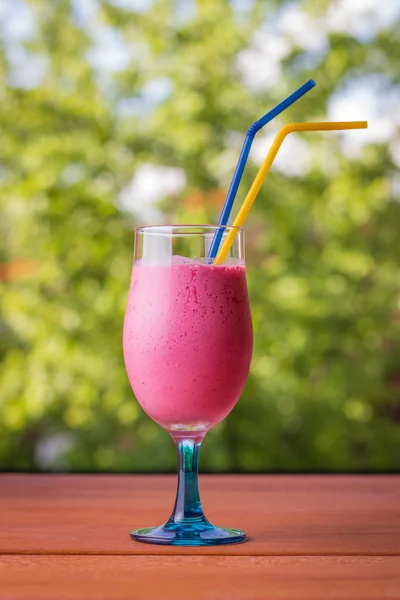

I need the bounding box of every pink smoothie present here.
[123,256,253,431]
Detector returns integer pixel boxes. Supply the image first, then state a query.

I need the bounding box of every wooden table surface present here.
[1,475,399,598]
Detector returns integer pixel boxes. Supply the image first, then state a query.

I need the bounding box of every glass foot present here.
[131,520,246,546]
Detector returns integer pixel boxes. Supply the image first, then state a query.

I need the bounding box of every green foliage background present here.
[0,0,399,472]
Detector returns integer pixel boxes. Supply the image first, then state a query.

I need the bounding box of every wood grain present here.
[0,555,399,600]
[1,475,399,556]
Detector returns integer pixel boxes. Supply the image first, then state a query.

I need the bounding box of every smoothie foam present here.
[123,256,253,430]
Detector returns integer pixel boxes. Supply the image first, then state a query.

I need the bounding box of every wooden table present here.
[1,475,399,598]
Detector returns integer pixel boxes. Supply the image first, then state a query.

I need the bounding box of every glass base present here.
[131,519,246,546]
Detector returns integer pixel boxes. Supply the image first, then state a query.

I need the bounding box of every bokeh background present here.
[1,0,399,473]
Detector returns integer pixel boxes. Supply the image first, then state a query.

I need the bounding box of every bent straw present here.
[214,120,368,265]
[206,79,316,262]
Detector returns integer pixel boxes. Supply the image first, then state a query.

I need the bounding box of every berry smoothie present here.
[123,256,253,431]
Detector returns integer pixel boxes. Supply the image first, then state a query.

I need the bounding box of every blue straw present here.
[207,79,316,261]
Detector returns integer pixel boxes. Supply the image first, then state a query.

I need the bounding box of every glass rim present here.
[135,224,244,236]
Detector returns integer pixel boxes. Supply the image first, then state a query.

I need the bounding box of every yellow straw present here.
[214,121,368,265]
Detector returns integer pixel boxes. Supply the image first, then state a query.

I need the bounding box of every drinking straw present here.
[206,79,316,262]
[214,120,368,265]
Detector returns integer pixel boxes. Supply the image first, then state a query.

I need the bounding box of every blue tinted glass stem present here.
[170,437,204,522]
[131,433,246,544]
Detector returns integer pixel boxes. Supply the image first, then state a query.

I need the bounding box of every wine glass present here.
[123,225,253,545]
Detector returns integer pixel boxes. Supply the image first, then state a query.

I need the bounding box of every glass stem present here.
[169,433,208,523]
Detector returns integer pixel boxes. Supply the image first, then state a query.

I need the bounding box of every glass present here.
[123,225,253,545]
